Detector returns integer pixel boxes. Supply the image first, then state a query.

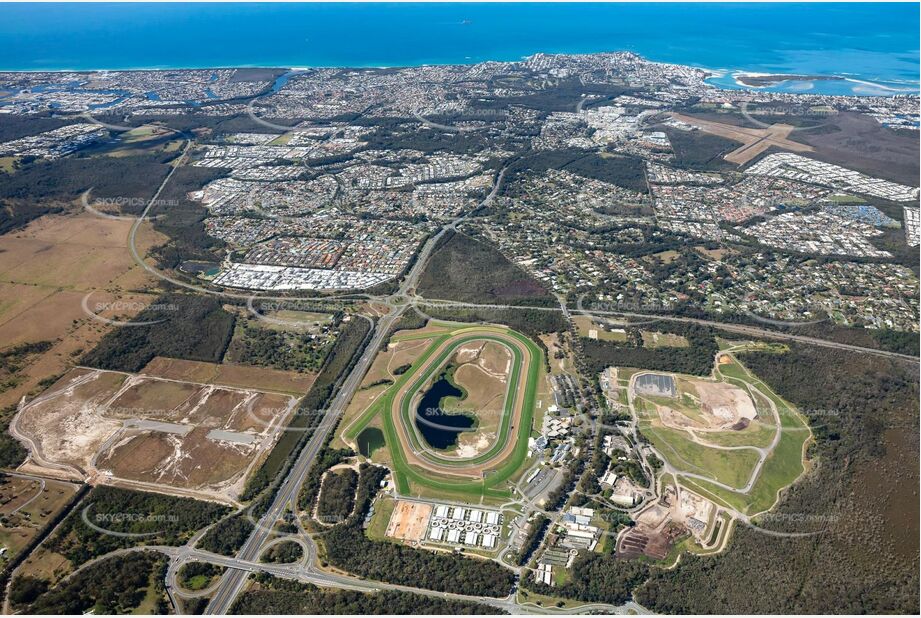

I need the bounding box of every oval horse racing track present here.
[346,323,543,499]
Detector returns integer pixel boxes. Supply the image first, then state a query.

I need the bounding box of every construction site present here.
[11,367,299,504]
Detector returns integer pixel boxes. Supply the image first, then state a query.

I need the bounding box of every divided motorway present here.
[204,168,507,614]
[203,309,400,614]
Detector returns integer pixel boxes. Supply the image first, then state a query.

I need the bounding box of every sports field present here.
[341,321,545,501]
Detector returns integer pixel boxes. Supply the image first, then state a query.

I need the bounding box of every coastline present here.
[707,69,918,97]
[2,2,916,96]
[3,59,917,99]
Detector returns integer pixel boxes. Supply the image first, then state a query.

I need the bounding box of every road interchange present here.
[10,109,915,614]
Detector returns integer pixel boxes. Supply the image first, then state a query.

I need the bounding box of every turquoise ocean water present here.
[0,2,918,96]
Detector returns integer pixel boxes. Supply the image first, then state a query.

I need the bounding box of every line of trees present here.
[230,573,502,614]
[513,514,549,566]
[318,465,516,597]
[81,294,236,373]
[45,485,229,566]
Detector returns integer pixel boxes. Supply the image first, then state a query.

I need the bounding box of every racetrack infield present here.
[342,322,543,499]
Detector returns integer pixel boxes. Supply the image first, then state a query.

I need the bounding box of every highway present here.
[62,539,637,615]
[84,142,915,614]
[415,298,920,364]
[203,168,507,614]
[202,310,386,614]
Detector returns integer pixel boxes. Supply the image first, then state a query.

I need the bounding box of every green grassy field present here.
[343,322,543,500]
[708,355,810,514]
[633,348,809,516]
[640,422,761,488]
[366,496,396,540]
[691,421,776,449]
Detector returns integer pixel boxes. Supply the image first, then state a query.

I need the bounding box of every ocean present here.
[1,2,918,96]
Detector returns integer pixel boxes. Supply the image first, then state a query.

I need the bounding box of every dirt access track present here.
[670,112,814,165]
[343,323,543,499]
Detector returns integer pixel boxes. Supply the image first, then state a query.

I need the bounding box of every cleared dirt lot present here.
[694,380,757,427]
[466,340,511,377]
[453,363,506,415]
[96,427,254,491]
[14,368,128,474]
[385,500,433,542]
[449,341,511,457]
[639,374,757,432]
[140,356,316,395]
[12,367,299,503]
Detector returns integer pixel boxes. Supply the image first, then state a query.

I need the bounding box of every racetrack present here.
[344,323,542,499]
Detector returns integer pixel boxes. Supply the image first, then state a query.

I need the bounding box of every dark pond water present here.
[179,260,220,276]
[415,371,474,450]
[357,427,385,457]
